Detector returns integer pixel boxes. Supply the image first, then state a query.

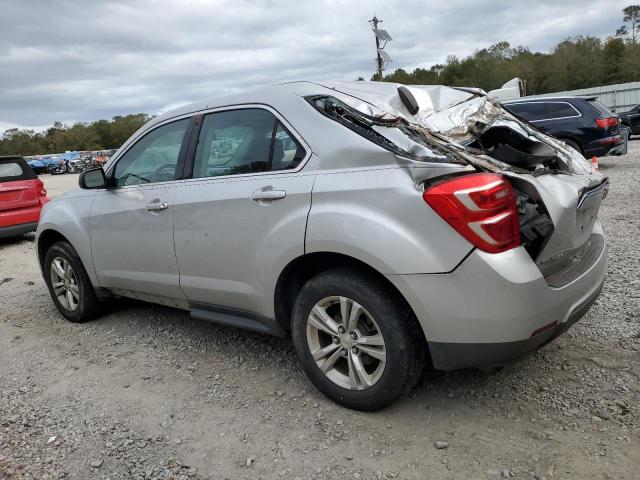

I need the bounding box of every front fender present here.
[36,192,98,286]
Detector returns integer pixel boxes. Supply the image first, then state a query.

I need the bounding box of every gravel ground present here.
[1,144,639,479]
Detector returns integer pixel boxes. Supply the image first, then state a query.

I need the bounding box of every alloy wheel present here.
[50,256,79,311]
[306,296,386,390]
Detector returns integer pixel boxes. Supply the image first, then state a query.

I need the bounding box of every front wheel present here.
[291,267,426,411]
[44,241,101,322]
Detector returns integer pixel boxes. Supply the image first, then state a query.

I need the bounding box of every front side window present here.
[192,109,305,178]
[113,118,189,187]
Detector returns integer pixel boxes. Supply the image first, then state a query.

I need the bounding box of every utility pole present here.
[371,16,383,80]
[369,16,392,81]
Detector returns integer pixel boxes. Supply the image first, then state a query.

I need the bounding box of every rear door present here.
[90,117,192,306]
[0,157,41,227]
[172,107,314,317]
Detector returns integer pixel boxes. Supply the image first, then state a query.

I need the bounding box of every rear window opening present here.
[307,95,465,165]
[469,126,565,172]
[0,162,24,178]
[0,156,37,182]
[308,95,582,175]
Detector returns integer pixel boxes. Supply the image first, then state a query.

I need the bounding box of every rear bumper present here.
[0,221,38,238]
[427,278,603,370]
[0,205,41,229]
[386,232,607,370]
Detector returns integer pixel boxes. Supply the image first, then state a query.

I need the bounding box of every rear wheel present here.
[44,241,100,322]
[291,267,425,411]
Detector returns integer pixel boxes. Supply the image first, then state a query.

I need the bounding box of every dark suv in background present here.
[504,97,622,157]
[618,104,640,137]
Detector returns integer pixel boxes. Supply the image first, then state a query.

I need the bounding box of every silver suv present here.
[36,81,607,410]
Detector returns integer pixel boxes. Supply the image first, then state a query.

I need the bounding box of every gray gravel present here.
[1,142,639,479]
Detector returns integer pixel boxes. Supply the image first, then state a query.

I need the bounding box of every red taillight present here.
[595,117,618,129]
[36,179,47,196]
[423,173,521,254]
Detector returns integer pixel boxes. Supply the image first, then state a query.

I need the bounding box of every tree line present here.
[2,6,639,157]
[377,5,640,94]
[0,114,150,157]
[377,36,639,95]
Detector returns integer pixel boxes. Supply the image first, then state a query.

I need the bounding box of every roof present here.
[150,80,479,126]
[504,96,597,103]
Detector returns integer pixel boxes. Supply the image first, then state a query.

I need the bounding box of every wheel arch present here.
[37,229,71,269]
[36,226,100,288]
[274,251,428,346]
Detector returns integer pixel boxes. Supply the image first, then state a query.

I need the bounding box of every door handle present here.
[251,188,286,202]
[145,201,169,211]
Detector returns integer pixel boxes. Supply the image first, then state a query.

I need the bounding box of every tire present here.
[43,241,101,322]
[291,267,426,411]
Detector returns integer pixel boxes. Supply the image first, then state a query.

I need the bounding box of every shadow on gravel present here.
[98,297,293,355]
[92,296,518,413]
[0,233,35,247]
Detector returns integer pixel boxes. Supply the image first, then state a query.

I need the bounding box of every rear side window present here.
[192,108,305,178]
[506,102,548,121]
[546,102,580,119]
[0,158,36,182]
[273,122,306,171]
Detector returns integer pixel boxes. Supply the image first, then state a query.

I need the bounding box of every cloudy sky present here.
[0,0,629,131]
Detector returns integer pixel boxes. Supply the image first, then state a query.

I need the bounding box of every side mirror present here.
[79,167,107,189]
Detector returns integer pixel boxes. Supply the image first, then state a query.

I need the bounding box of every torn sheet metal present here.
[314,80,593,175]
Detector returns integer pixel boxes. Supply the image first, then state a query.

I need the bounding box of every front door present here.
[90,117,191,307]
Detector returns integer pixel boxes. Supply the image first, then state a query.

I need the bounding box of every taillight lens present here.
[595,117,618,129]
[423,173,521,254]
[36,179,47,196]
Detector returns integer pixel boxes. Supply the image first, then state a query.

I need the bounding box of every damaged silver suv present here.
[36,81,607,410]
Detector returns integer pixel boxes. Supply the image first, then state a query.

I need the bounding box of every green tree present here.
[0,113,152,156]
[621,42,640,80]
[602,37,626,84]
[616,5,640,43]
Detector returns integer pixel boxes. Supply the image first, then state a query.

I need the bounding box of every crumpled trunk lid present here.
[506,170,607,278]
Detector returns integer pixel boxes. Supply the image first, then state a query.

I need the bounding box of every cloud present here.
[0,0,628,130]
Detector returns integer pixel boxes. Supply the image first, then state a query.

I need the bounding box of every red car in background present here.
[0,156,50,238]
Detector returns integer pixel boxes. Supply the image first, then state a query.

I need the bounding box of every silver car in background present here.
[36,81,607,410]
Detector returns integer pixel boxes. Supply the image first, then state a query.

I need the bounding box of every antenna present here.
[369,16,392,80]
